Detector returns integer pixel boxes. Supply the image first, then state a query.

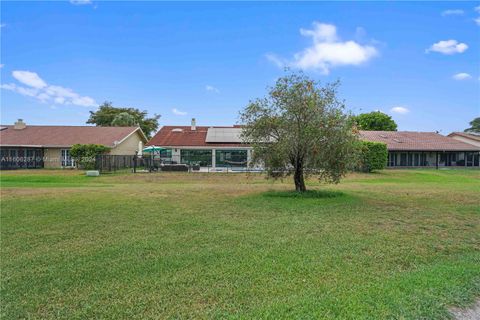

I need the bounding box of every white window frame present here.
[61,149,75,167]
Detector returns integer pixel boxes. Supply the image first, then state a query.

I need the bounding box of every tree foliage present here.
[464,117,480,133]
[240,72,359,192]
[358,141,388,172]
[111,112,136,127]
[87,102,160,138]
[352,111,397,131]
[70,144,110,170]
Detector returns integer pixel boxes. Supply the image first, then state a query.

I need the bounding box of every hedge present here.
[70,144,110,170]
[359,141,388,172]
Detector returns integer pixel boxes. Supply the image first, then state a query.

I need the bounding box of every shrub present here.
[70,144,110,170]
[359,141,387,172]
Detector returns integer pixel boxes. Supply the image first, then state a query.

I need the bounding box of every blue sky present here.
[1,1,479,134]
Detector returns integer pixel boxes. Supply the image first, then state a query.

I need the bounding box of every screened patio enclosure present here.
[387,151,480,168]
[0,147,44,169]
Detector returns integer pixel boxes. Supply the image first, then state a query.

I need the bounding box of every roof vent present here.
[14,119,26,130]
[379,134,387,138]
[393,138,402,143]
[171,128,183,133]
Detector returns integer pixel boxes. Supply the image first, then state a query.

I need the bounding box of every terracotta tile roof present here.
[448,132,480,142]
[0,125,146,148]
[147,126,248,147]
[359,131,480,151]
[149,126,480,152]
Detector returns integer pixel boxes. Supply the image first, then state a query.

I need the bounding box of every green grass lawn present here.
[1,169,479,319]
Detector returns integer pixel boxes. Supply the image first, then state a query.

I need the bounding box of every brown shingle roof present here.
[448,132,480,142]
[0,125,146,148]
[360,131,480,151]
[147,126,248,147]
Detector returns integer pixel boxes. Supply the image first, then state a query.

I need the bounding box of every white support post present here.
[172,148,181,164]
[211,149,216,170]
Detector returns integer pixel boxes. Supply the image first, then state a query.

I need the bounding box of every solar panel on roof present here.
[205,128,243,143]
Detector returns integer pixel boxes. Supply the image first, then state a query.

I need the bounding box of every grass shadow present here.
[262,189,345,199]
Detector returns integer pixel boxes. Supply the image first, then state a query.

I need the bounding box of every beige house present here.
[448,132,480,148]
[360,131,480,168]
[0,119,147,169]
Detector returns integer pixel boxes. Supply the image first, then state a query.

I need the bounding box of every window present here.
[388,152,397,167]
[413,153,419,166]
[400,153,407,166]
[216,150,248,167]
[61,149,75,167]
[180,149,212,166]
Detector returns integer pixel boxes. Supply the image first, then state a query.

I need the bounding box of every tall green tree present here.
[240,72,359,192]
[352,111,397,131]
[111,112,136,127]
[87,102,160,138]
[464,117,480,133]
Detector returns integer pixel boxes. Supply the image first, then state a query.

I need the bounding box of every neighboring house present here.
[148,119,480,169]
[360,131,480,168]
[0,119,148,169]
[448,132,480,148]
[147,119,252,169]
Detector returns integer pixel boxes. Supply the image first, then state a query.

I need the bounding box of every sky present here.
[1,1,479,134]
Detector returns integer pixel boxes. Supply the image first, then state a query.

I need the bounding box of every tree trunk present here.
[294,165,306,192]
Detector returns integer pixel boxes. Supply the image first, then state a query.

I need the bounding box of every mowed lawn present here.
[1,170,479,319]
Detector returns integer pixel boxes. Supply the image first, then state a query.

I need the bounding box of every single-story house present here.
[148,119,480,169]
[448,132,480,148]
[0,119,148,169]
[359,131,480,168]
[146,119,252,168]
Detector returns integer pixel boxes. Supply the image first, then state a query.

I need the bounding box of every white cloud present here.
[441,9,464,16]
[452,73,472,80]
[54,96,66,104]
[16,86,39,97]
[172,108,187,116]
[474,6,480,25]
[265,53,286,68]
[72,96,96,107]
[37,93,50,102]
[300,23,338,42]
[12,70,47,89]
[0,83,38,97]
[267,22,378,74]
[0,64,4,68]
[0,83,16,91]
[205,85,220,93]
[1,70,97,107]
[426,40,468,54]
[70,0,92,4]
[45,85,78,99]
[390,106,409,114]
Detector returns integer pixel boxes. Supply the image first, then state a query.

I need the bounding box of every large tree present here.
[87,102,160,138]
[352,111,397,131]
[240,72,359,192]
[111,112,136,127]
[464,117,480,133]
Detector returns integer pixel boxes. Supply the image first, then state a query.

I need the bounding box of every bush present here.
[70,144,110,170]
[359,141,387,172]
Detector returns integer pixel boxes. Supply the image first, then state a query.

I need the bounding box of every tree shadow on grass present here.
[262,189,345,199]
